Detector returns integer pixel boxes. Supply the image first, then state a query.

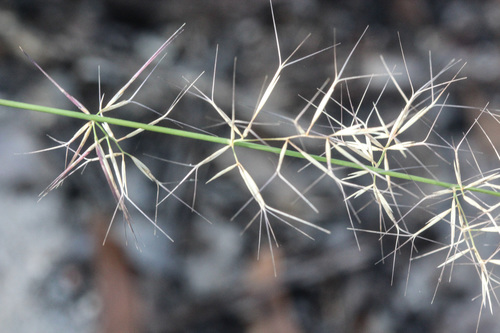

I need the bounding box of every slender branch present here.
[2,98,499,198]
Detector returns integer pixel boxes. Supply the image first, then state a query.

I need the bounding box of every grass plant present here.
[2,1,500,326]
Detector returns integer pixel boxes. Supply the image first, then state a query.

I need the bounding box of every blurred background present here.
[1,0,500,332]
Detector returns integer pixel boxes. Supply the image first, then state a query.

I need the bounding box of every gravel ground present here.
[1,1,500,332]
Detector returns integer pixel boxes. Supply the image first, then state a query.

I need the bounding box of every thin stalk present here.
[2,98,499,198]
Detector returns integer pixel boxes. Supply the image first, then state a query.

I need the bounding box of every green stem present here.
[2,98,499,198]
